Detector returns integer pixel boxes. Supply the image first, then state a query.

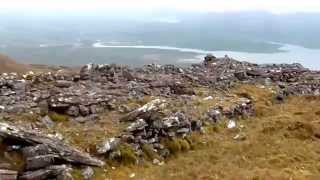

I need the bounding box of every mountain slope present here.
[0,53,29,73]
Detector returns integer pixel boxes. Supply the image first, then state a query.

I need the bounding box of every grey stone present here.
[38,101,49,116]
[79,105,90,116]
[96,138,121,154]
[81,166,94,180]
[207,108,222,122]
[126,119,147,132]
[66,106,80,117]
[55,80,72,88]
[20,165,69,180]
[0,169,18,180]
[25,155,57,170]
[22,144,53,158]
[40,115,55,128]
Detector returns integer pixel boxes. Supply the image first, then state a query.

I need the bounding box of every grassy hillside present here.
[106,85,320,180]
[0,53,29,73]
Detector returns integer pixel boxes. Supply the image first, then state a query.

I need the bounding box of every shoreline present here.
[1,42,320,70]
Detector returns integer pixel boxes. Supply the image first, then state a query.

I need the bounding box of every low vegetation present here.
[104,86,320,180]
[0,55,319,180]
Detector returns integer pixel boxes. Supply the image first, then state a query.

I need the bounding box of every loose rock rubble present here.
[0,169,18,180]
[0,54,320,179]
[96,96,253,161]
[98,106,199,160]
[0,122,104,179]
[207,97,254,122]
[0,55,317,117]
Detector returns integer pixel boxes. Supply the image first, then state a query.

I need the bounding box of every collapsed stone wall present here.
[0,55,320,179]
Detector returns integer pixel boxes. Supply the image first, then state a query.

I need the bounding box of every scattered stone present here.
[40,115,55,128]
[79,105,90,116]
[227,120,236,129]
[66,106,80,117]
[74,117,88,123]
[121,99,167,122]
[191,120,203,131]
[233,133,247,141]
[203,96,213,101]
[207,108,222,122]
[0,54,319,176]
[55,80,72,88]
[81,166,94,180]
[25,155,58,170]
[126,119,148,132]
[152,159,161,165]
[96,138,121,154]
[0,163,11,169]
[22,144,53,157]
[234,71,248,81]
[0,122,105,167]
[0,169,18,180]
[19,165,70,180]
[203,54,217,67]
[38,101,49,116]
[79,64,92,80]
[129,173,136,178]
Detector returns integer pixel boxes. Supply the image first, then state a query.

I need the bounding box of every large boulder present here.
[79,64,93,80]
[66,106,80,117]
[55,80,72,88]
[0,169,18,180]
[96,138,121,154]
[203,54,217,67]
[121,99,167,122]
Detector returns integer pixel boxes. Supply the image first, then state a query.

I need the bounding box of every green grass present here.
[48,112,69,122]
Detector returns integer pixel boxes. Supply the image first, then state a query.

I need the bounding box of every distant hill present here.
[0,11,320,51]
[0,53,29,73]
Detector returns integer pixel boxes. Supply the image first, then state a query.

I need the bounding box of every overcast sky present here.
[1,0,320,14]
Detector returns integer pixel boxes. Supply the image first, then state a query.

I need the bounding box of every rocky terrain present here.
[0,54,320,179]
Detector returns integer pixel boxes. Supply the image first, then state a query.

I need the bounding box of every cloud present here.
[1,0,320,14]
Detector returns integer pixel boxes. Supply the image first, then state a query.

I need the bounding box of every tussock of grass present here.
[162,138,182,156]
[115,144,138,165]
[70,168,84,180]
[177,139,191,152]
[48,112,69,122]
[161,137,195,157]
[46,110,126,152]
[142,144,162,161]
[184,137,196,150]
